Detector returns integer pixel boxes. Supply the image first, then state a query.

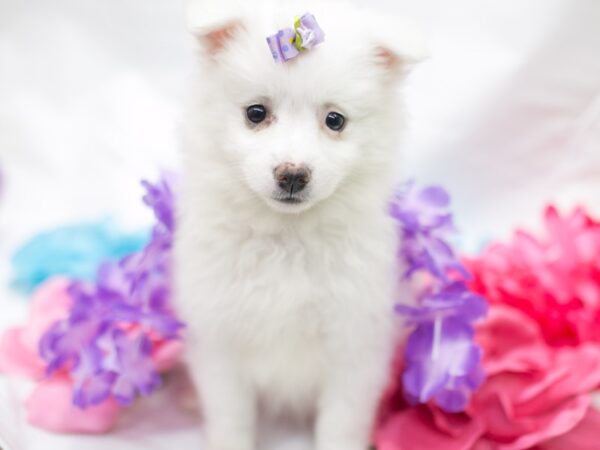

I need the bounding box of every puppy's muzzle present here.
[274,163,312,195]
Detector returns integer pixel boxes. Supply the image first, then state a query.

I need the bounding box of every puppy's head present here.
[188,1,426,214]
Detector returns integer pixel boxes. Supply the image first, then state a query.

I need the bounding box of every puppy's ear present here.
[370,16,429,79]
[194,20,244,56]
[186,0,245,57]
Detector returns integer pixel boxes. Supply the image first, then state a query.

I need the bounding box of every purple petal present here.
[433,387,469,413]
[418,186,450,208]
[110,332,162,404]
[402,318,481,405]
[73,371,117,408]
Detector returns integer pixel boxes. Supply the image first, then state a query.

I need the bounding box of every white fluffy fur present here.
[175,1,425,449]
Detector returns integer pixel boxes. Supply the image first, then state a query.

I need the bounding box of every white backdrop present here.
[0,0,599,449]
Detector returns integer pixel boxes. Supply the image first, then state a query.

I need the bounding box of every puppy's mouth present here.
[274,196,305,205]
[267,191,312,212]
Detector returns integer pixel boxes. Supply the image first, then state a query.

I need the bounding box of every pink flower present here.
[376,305,600,449]
[473,306,600,448]
[467,206,600,346]
[0,278,72,377]
[25,374,120,434]
[376,206,600,449]
[0,277,184,433]
[0,279,121,433]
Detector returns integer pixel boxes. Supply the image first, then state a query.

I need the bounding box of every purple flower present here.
[396,283,487,412]
[39,175,183,408]
[390,182,469,281]
[392,183,488,413]
[396,282,488,324]
[141,173,176,236]
[107,331,161,405]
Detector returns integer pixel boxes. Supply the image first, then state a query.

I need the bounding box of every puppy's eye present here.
[246,104,268,124]
[325,111,346,132]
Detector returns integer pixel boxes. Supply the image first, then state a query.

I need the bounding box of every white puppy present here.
[175,1,425,449]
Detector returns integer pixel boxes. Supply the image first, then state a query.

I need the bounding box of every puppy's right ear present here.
[191,20,244,57]
[186,0,245,57]
[194,20,244,56]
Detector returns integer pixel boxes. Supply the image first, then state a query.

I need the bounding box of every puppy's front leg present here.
[191,347,256,450]
[315,338,392,450]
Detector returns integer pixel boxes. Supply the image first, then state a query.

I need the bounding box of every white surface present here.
[0,0,599,449]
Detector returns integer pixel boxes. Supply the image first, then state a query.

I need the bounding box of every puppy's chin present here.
[262,197,316,214]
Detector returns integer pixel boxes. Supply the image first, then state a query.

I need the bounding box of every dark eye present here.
[246,104,268,124]
[325,111,346,131]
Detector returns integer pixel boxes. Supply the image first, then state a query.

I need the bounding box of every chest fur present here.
[178,217,396,341]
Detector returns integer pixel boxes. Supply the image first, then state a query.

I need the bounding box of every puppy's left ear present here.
[370,16,429,79]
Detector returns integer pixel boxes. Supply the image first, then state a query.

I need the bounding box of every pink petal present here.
[375,407,484,450]
[21,278,73,352]
[152,340,184,372]
[25,376,120,434]
[0,327,44,378]
[515,345,600,415]
[474,373,537,438]
[538,406,600,450]
[489,394,590,450]
[0,279,73,380]
[476,306,549,375]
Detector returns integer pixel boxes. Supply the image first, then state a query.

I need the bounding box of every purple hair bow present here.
[266,13,325,63]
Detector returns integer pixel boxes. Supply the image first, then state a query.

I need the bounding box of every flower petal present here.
[25,376,120,434]
[496,394,590,450]
[538,406,600,450]
[0,327,44,378]
[376,407,484,450]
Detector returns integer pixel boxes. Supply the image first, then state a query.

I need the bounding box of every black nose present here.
[274,163,311,195]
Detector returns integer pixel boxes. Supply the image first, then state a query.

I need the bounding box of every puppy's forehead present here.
[216,5,384,111]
